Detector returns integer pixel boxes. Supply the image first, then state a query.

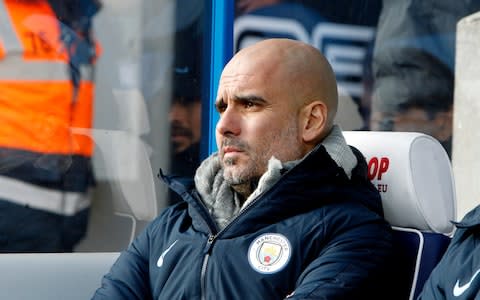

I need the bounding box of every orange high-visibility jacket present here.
[0,0,99,215]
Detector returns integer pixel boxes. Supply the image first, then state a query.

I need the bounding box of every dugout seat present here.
[72,128,159,246]
[0,252,120,300]
[343,131,456,300]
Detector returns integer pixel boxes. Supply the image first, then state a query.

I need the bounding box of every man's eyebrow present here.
[215,95,268,110]
[234,95,267,104]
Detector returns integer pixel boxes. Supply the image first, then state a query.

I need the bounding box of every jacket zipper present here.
[196,162,299,299]
[198,199,262,300]
[200,235,215,300]
[191,190,219,300]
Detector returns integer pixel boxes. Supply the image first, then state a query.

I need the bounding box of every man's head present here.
[370,50,454,156]
[169,70,202,154]
[215,38,338,195]
[169,96,202,154]
[370,104,453,156]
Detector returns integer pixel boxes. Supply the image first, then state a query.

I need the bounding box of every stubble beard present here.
[221,117,302,197]
[223,151,261,186]
[223,152,262,200]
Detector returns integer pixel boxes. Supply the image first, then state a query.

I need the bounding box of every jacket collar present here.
[193,125,357,229]
[453,204,480,229]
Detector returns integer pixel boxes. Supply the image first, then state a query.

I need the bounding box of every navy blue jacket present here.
[92,145,393,299]
[418,204,480,300]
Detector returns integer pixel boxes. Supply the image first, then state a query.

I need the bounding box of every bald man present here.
[93,39,393,300]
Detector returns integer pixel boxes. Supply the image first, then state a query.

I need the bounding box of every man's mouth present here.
[171,126,192,138]
[221,139,248,159]
[223,146,242,154]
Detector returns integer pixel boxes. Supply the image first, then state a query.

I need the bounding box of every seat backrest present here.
[343,131,456,300]
[73,128,159,244]
[0,252,119,300]
[89,129,158,221]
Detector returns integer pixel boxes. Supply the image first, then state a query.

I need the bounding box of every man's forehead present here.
[226,47,283,73]
[219,73,253,85]
[218,71,264,95]
[217,73,271,99]
[219,62,280,89]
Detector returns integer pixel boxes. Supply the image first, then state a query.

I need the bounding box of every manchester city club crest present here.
[248,233,291,274]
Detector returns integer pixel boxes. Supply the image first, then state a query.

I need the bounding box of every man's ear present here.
[434,109,453,141]
[301,101,328,143]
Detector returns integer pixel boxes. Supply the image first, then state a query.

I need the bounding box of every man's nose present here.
[216,107,241,136]
[169,103,186,122]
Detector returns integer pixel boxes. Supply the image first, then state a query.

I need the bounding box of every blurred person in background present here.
[166,0,204,206]
[371,0,480,157]
[0,0,101,252]
[167,67,202,205]
[370,52,454,155]
[418,202,480,299]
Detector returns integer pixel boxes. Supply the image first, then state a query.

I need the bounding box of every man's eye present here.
[244,101,255,108]
[216,102,227,113]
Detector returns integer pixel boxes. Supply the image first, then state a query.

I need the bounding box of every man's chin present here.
[223,165,258,184]
[225,178,252,192]
[223,166,246,185]
[223,169,261,198]
[171,139,191,153]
